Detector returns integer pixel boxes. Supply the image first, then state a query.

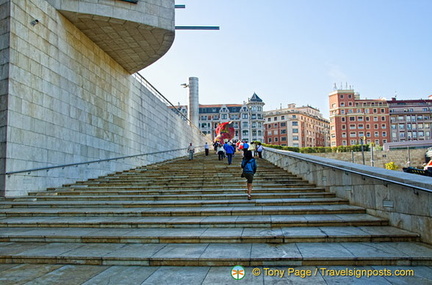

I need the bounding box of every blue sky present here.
[140,0,432,117]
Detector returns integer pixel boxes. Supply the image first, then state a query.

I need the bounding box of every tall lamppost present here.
[360,136,365,165]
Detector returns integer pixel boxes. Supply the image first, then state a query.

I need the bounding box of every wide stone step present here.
[1,241,431,266]
[0,214,388,228]
[0,226,419,244]
[66,181,311,188]
[34,186,325,196]
[0,204,367,217]
[89,176,303,181]
[15,192,336,202]
[53,184,315,192]
[29,187,328,197]
[0,197,349,208]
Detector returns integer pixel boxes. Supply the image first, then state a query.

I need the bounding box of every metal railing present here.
[5,148,189,176]
[132,73,206,136]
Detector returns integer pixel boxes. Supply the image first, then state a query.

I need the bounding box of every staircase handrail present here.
[4,148,190,176]
[132,73,205,136]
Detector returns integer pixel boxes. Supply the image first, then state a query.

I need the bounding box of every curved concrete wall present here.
[1,0,207,197]
[45,0,175,73]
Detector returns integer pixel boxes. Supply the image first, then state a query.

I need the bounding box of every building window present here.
[292,121,298,126]
[293,129,298,133]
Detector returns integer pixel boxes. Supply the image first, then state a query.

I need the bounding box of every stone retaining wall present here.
[264,148,432,244]
[1,0,207,197]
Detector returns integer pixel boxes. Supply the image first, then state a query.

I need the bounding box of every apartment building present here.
[387,96,432,142]
[329,89,390,147]
[264,104,330,147]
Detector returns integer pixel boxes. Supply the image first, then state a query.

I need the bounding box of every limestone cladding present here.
[0,0,11,193]
[2,0,205,197]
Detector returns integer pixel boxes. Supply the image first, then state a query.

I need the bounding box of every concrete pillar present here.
[188,77,199,127]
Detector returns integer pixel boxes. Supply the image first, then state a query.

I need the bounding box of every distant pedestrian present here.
[216,143,225,160]
[241,150,257,200]
[204,142,210,156]
[242,141,249,151]
[187,143,195,160]
[249,142,256,156]
[223,141,235,165]
[256,143,263,158]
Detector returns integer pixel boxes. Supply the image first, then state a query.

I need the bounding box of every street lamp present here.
[360,136,365,165]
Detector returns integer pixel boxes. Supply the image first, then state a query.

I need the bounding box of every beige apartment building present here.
[264,104,330,147]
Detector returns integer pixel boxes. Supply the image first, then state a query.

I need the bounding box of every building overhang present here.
[46,0,175,74]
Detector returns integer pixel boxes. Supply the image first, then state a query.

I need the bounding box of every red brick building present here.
[329,89,390,147]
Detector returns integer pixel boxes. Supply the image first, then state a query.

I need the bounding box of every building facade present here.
[387,96,432,142]
[264,104,330,147]
[177,93,265,142]
[329,89,390,147]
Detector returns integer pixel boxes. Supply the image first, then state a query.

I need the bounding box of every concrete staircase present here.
[0,154,431,266]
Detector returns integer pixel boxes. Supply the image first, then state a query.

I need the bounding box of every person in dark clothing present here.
[241,150,257,200]
[223,142,235,165]
[256,143,263,158]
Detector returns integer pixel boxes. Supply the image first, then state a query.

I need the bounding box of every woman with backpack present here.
[241,150,257,200]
